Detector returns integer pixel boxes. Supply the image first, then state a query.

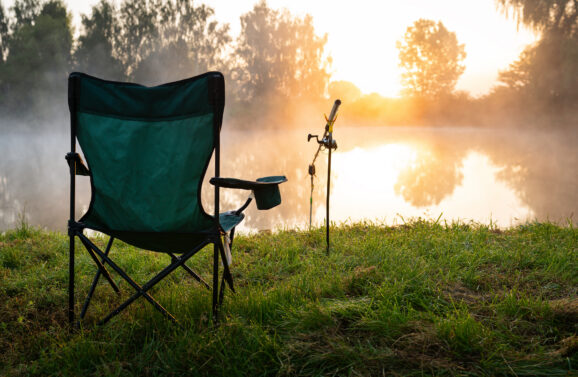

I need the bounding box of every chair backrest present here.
[68,72,224,234]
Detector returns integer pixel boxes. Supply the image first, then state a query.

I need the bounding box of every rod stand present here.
[306,99,341,255]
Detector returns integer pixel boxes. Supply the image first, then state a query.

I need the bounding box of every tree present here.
[10,0,41,27]
[74,0,124,81]
[496,0,577,117]
[0,0,72,119]
[129,0,230,84]
[397,19,466,98]
[496,0,577,37]
[75,0,230,84]
[0,2,9,61]
[497,46,534,90]
[233,1,330,104]
[328,80,362,103]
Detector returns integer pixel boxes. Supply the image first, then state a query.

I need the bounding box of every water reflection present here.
[0,127,576,232]
[395,146,465,207]
[331,145,534,226]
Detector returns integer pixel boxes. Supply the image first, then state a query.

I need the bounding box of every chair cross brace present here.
[80,236,116,320]
[168,252,210,289]
[75,231,213,327]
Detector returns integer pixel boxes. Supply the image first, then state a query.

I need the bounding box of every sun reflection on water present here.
[329,144,417,223]
[2,127,572,232]
[330,143,534,227]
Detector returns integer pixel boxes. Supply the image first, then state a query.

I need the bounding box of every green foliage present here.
[496,0,577,37]
[74,0,124,81]
[0,221,576,375]
[129,0,230,84]
[436,307,489,356]
[498,33,578,112]
[397,19,466,98]
[74,0,230,84]
[0,2,8,61]
[0,0,72,120]
[495,0,577,125]
[234,0,329,102]
[9,0,41,28]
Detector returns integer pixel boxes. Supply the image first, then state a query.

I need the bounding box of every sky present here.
[5,0,539,98]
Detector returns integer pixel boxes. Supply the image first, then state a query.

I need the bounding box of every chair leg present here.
[212,241,220,323]
[80,237,116,320]
[77,233,209,326]
[78,236,120,293]
[217,237,235,293]
[68,231,75,326]
[218,229,236,306]
[168,252,210,289]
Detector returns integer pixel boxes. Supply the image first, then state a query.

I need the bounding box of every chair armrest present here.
[65,153,90,176]
[209,176,287,190]
[210,176,287,210]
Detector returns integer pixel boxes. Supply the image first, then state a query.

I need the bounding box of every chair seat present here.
[79,211,244,254]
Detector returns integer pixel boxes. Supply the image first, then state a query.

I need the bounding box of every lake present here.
[1,126,576,232]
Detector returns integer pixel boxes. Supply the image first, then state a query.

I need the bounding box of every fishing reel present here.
[307,134,337,150]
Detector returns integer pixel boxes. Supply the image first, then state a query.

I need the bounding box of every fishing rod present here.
[307,99,341,255]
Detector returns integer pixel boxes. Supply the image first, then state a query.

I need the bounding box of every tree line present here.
[332,1,577,129]
[0,0,329,129]
[0,0,575,130]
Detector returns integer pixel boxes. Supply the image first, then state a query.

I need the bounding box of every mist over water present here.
[1,124,576,233]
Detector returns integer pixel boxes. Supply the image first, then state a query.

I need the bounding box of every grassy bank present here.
[0,220,576,376]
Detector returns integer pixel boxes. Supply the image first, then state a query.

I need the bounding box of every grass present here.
[0,219,576,376]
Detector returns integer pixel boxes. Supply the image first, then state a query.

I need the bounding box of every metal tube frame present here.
[326,136,332,255]
[212,75,222,324]
[68,76,77,327]
[80,236,116,320]
[307,100,341,255]
[67,72,233,327]
[77,232,212,326]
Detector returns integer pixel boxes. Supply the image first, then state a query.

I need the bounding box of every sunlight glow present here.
[329,143,418,223]
[18,0,540,98]
[329,145,534,227]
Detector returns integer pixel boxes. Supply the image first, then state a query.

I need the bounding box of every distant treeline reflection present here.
[1,128,576,231]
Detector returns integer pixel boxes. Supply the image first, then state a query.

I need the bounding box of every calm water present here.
[1,126,576,232]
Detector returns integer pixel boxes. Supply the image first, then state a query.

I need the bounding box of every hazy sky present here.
[5,0,538,97]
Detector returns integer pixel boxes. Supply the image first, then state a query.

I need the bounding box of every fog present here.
[0,0,576,232]
[1,123,576,233]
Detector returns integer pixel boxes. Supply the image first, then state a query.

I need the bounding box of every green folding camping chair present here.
[66,71,286,326]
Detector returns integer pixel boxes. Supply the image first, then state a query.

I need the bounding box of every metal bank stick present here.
[307,99,341,255]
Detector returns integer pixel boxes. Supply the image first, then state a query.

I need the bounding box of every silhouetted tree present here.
[496,0,577,37]
[397,19,466,98]
[328,80,362,104]
[0,2,8,61]
[498,35,578,107]
[498,47,534,91]
[0,0,72,120]
[129,0,230,84]
[10,0,41,27]
[394,147,465,207]
[496,0,577,123]
[233,1,330,104]
[75,0,230,85]
[74,0,124,80]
